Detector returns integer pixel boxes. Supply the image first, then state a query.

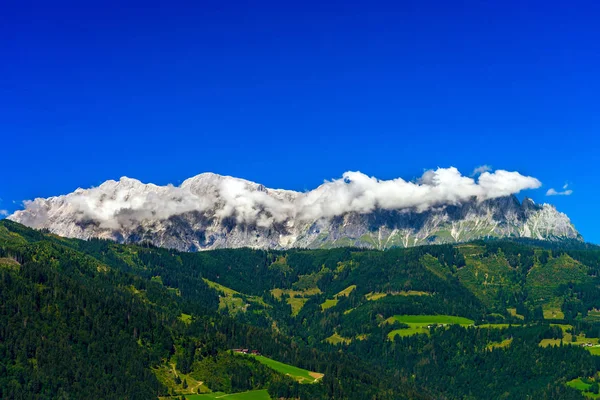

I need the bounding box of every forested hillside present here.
[3,219,600,399]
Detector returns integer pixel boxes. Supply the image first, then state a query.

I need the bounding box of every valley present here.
[4,1,594,398]
[3,219,600,399]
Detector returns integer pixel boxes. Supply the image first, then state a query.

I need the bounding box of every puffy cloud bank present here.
[11,167,542,230]
[297,168,540,220]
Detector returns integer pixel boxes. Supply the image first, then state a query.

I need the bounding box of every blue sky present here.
[1,1,599,242]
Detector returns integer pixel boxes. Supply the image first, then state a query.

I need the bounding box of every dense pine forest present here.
[3,219,600,399]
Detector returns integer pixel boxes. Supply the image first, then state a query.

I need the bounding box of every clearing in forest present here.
[203,278,267,315]
[387,315,474,339]
[320,285,356,311]
[566,378,600,399]
[325,332,367,345]
[185,389,271,399]
[245,354,323,384]
[270,287,321,316]
[365,291,430,301]
[539,324,600,355]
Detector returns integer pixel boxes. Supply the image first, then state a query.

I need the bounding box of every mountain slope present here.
[3,220,600,399]
[8,172,580,251]
[0,220,429,400]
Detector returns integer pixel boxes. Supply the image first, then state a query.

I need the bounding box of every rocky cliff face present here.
[8,172,581,251]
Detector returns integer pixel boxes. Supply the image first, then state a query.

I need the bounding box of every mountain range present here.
[8,172,580,251]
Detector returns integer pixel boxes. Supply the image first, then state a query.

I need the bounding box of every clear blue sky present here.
[1,1,599,242]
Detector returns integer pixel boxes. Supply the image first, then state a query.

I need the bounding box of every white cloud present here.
[0,210,8,216]
[296,168,541,219]
[471,165,492,176]
[546,187,573,196]
[10,167,543,230]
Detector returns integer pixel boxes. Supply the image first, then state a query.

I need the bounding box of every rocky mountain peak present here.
[8,170,580,251]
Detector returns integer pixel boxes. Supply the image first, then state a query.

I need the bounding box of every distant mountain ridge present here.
[8,172,581,251]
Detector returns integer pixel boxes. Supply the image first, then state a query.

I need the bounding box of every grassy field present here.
[270,288,321,316]
[286,297,308,316]
[477,323,522,329]
[336,285,356,297]
[568,378,591,391]
[184,389,271,399]
[542,298,565,319]
[325,333,352,345]
[587,310,600,322]
[246,355,323,383]
[487,338,513,350]
[540,336,600,348]
[507,308,525,320]
[539,324,600,354]
[566,378,600,399]
[321,285,356,311]
[543,308,565,319]
[387,315,475,339]
[179,313,192,324]
[204,278,239,296]
[365,292,387,301]
[153,363,208,397]
[324,332,367,345]
[204,278,247,314]
[203,279,267,315]
[587,347,600,356]
[365,291,430,301]
[321,298,338,310]
[0,257,20,270]
[270,288,322,298]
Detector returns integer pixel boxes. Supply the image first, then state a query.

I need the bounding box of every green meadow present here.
[324,332,367,345]
[270,287,321,316]
[487,338,513,350]
[185,389,271,399]
[325,332,351,345]
[539,323,600,354]
[566,378,600,399]
[320,285,356,311]
[365,290,430,301]
[387,315,475,339]
[246,355,323,383]
[320,298,338,310]
[203,278,267,315]
[476,323,521,329]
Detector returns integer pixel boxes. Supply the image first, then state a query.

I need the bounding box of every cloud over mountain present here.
[11,167,542,231]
